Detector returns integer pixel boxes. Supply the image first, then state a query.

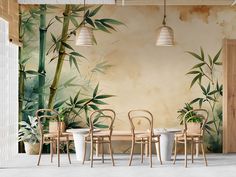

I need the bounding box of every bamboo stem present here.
[38,4,47,110]
[48,5,72,109]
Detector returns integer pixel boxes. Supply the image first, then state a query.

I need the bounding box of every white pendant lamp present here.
[75,0,94,46]
[156,0,174,46]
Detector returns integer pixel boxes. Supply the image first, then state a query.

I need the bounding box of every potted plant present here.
[18,116,40,155]
[48,108,66,133]
[177,103,203,134]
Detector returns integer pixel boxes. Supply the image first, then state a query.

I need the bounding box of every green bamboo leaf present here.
[190,98,201,105]
[93,83,99,97]
[51,33,57,43]
[89,5,102,17]
[76,98,90,105]
[95,21,110,33]
[95,95,114,99]
[53,100,66,109]
[99,18,125,25]
[62,42,74,51]
[207,83,210,93]
[89,104,99,110]
[20,57,31,65]
[94,123,109,128]
[190,74,200,88]
[70,96,73,104]
[55,16,62,23]
[71,55,80,73]
[74,91,80,104]
[100,22,116,31]
[200,47,205,60]
[92,99,107,105]
[86,17,95,27]
[70,52,85,58]
[213,48,222,63]
[206,120,215,125]
[69,55,73,68]
[191,62,205,69]
[63,76,77,87]
[187,51,204,61]
[186,70,200,75]
[70,16,79,27]
[199,98,204,108]
[206,96,217,102]
[214,62,222,65]
[208,55,213,66]
[209,90,218,95]
[200,85,207,95]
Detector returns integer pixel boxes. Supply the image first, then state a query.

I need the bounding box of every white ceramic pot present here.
[24,142,40,155]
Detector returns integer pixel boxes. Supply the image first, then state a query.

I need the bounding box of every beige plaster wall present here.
[24,5,236,153]
[74,5,236,131]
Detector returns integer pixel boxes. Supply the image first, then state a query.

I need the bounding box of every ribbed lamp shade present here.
[75,26,94,46]
[156,25,174,46]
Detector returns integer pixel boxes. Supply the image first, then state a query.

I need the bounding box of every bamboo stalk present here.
[18,5,25,153]
[38,4,47,110]
[48,5,72,109]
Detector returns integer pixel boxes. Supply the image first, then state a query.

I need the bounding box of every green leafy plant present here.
[47,5,124,109]
[186,47,223,152]
[18,116,40,144]
[54,83,113,129]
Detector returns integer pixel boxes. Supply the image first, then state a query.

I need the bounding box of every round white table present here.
[66,128,91,161]
[154,128,181,161]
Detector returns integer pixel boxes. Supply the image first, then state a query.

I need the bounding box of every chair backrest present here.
[35,109,60,137]
[183,109,208,135]
[128,109,153,136]
[89,109,116,137]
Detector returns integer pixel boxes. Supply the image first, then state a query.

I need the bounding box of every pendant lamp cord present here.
[162,0,166,26]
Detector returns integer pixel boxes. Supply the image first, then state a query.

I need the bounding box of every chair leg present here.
[66,137,71,164]
[37,140,43,166]
[149,138,152,168]
[145,142,149,157]
[108,141,115,166]
[129,139,135,166]
[184,137,187,168]
[141,139,143,163]
[90,140,94,168]
[157,140,162,165]
[173,138,177,165]
[82,141,87,165]
[191,140,194,164]
[201,143,208,166]
[57,138,60,167]
[50,141,53,163]
[102,140,104,163]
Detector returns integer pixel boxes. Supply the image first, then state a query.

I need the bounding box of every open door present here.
[223,39,236,153]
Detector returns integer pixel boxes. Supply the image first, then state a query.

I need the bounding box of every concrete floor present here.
[0,154,236,177]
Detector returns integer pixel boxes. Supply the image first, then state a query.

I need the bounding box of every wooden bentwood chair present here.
[36,109,71,167]
[128,110,162,168]
[173,109,208,168]
[82,109,116,167]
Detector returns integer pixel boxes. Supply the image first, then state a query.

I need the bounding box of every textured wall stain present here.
[179,6,212,23]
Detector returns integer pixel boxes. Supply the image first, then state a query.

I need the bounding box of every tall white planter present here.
[154,128,181,161]
[67,129,91,161]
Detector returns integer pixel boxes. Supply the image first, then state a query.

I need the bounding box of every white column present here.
[0,18,18,166]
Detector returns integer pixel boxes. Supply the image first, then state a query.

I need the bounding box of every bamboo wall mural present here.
[19,4,124,152]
